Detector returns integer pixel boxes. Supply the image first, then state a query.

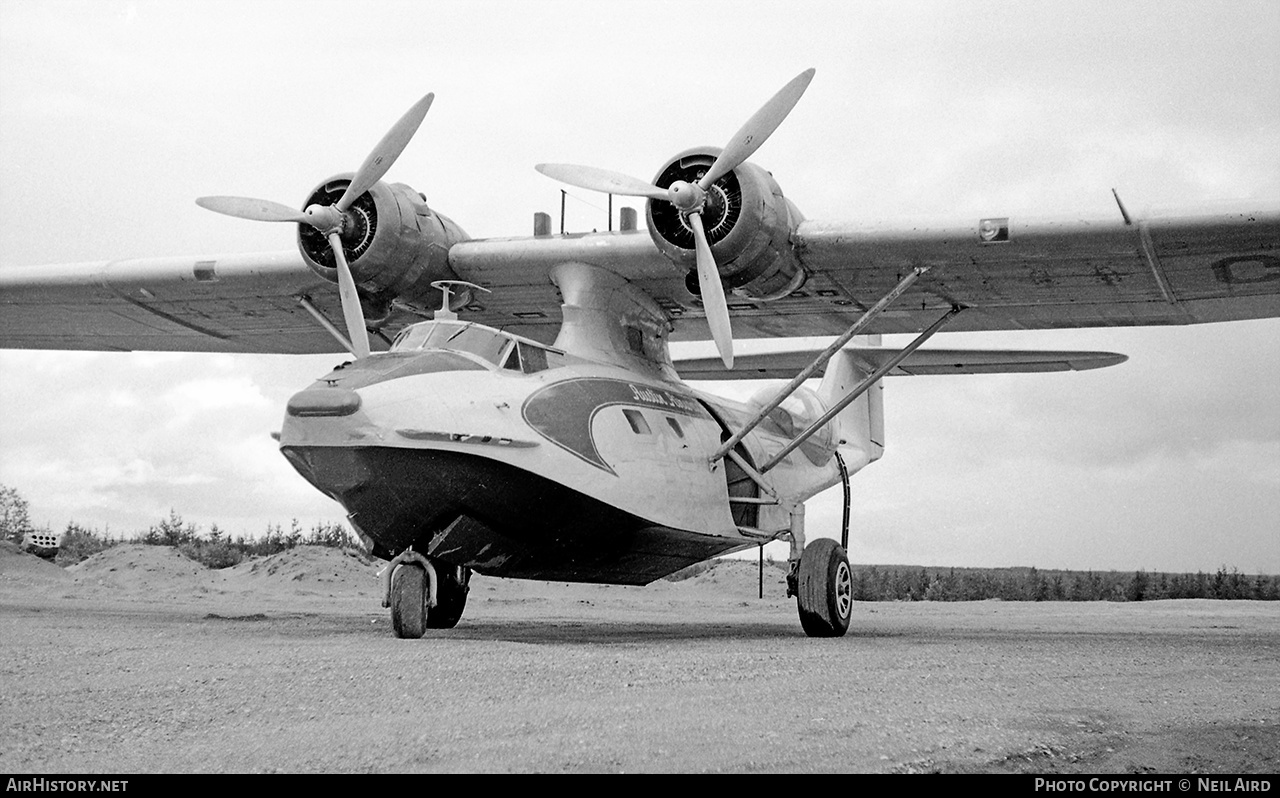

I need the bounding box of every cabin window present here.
[665,417,685,438]
[622,409,651,434]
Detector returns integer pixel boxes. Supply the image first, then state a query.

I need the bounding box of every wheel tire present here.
[390,564,427,639]
[426,564,471,629]
[796,538,853,638]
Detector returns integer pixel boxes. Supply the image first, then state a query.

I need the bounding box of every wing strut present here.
[757,305,963,473]
[708,266,933,464]
[297,295,360,356]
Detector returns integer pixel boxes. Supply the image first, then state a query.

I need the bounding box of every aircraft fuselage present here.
[278,319,849,584]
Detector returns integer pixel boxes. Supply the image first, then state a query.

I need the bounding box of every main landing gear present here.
[781,502,853,638]
[790,538,853,637]
[383,549,471,639]
[701,272,962,638]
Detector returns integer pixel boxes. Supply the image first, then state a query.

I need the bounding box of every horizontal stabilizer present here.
[674,347,1128,380]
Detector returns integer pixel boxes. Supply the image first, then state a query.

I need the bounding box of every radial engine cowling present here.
[646,148,806,302]
[297,174,469,317]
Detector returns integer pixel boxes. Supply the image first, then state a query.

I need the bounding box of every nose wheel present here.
[388,558,472,638]
[390,562,429,639]
[794,538,853,637]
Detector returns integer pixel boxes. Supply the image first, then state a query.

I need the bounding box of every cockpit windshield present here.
[389,321,568,375]
[391,321,512,366]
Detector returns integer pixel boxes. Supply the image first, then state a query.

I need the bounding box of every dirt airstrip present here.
[1,541,1277,773]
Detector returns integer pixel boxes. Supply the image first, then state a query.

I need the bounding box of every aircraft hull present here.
[281,443,747,584]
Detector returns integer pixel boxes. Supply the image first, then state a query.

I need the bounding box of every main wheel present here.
[795,538,853,638]
[426,564,471,629]
[390,564,428,639]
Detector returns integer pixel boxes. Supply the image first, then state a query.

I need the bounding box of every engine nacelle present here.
[646,148,806,302]
[297,174,470,319]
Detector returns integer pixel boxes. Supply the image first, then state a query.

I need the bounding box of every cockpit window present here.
[502,346,521,371]
[391,321,511,366]
[518,342,549,373]
[501,341,558,374]
[391,321,568,373]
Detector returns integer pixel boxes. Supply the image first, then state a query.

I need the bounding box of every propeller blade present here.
[196,196,308,224]
[327,232,371,359]
[699,68,815,190]
[336,93,435,212]
[687,211,733,369]
[535,163,669,201]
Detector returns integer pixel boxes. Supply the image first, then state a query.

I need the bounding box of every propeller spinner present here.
[196,93,436,359]
[536,69,815,369]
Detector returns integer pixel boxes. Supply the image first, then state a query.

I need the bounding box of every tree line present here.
[2,484,360,569]
[847,563,1280,602]
[55,511,362,569]
[3,484,1277,599]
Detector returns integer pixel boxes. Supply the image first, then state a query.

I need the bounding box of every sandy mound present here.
[68,543,206,590]
[676,557,791,596]
[0,540,72,589]
[229,546,380,588]
[56,545,382,604]
[2,540,785,609]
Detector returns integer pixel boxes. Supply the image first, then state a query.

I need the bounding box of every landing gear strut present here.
[426,563,471,630]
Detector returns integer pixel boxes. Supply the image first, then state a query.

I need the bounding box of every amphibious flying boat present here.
[2,71,1277,637]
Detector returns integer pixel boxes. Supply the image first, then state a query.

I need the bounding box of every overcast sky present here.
[1,0,1277,574]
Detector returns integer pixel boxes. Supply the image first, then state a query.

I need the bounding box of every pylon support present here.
[708,266,931,464]
[297,295,357,356]
[758,305,964,474]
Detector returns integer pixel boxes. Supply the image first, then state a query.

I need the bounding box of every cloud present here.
[0,351,342,538]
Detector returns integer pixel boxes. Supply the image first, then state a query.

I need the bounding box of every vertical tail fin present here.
[817,351,885,471]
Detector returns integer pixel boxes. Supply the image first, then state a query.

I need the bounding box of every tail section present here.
[817,351,885,472]
[675,341,1128,488]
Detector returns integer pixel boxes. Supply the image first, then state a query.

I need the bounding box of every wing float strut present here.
[710,266,933,462]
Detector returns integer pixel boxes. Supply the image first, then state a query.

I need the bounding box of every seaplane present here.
[2,70,1277,637]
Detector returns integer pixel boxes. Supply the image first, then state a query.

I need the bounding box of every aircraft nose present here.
[286,387,362,418]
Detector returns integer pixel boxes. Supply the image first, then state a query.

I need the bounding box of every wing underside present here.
[0,252,348,353]
[452,210,1280,345]
[2,210,1278,354]
[673,347,1129,381]
[775,212,1280,336]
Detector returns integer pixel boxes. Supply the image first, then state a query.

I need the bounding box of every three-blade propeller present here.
[536,68,815,369]
[196,93,436,359]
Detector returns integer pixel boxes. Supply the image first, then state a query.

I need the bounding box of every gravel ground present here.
[1,543,1277,773]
